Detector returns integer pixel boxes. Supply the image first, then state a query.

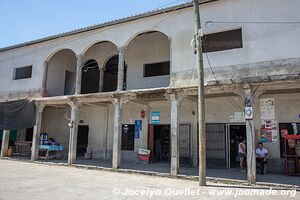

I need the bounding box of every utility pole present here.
[193,0,206,186]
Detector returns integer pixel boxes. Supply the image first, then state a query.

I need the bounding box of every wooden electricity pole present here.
[193,0,206,186]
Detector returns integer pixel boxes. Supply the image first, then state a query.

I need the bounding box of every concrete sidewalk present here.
[3,156,300,188]
[0,159,298,200]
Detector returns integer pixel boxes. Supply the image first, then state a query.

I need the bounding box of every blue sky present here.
[0,0,187,48]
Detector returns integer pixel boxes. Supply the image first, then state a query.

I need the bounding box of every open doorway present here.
[25,128,33,142]
[226,124,246,168]
[77,125,89,158]
[148,125,170,163]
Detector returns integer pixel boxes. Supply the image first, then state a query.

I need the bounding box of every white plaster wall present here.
[172,0,300,72]
[79,105,109,159]
[125,32,170,89]
[0,55,43,94]
[205,97,244,123]
[1,0,299,94]
[42,107,70,151]
[46,49,76,96]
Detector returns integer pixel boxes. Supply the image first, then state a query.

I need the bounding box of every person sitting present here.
[256,142,268,175]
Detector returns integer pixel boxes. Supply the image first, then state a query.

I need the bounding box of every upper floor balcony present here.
[0,0,299,101]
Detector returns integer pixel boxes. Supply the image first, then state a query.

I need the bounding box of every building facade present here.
[0,0,300,176]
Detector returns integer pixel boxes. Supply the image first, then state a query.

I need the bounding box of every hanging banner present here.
[134,120,142,139]
[0,99,36,129]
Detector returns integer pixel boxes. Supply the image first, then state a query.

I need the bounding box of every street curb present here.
[1,157,299,190]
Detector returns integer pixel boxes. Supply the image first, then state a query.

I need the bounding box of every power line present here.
[203,45,244,111]
[178,54,196,106]
[154,0,188,10]
[204,20,300,25]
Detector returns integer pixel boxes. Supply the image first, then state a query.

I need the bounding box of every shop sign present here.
[151,111,160,124]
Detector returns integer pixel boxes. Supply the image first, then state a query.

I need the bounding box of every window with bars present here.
[14,66,32,80]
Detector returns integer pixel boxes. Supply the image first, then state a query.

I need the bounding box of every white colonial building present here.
[0,0,300,179]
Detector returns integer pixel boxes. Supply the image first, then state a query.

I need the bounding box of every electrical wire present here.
[178,54,197,107]
[203,20,300,25]
[202,39,244,111]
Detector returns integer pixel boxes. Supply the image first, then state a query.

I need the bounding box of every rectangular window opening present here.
[14,66,32,80]
[144,61,170,77]
[202,28,243,53]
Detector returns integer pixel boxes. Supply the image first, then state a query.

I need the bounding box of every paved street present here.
[0,160,298,200]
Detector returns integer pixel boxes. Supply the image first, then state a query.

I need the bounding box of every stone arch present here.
[124,30,171,90]
[46,49,77,96]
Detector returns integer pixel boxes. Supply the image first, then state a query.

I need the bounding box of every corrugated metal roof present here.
[0,0,217,52]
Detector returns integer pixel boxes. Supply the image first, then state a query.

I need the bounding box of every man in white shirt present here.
[256,142,268,174]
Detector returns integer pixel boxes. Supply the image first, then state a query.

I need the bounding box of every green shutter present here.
[0,130,17,141]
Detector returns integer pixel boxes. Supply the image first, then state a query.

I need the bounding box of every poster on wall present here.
[151,112,160,124]
[134,120,142,139]
[260,120,278,143]
[260,98,275,120]
[260,98,278,143]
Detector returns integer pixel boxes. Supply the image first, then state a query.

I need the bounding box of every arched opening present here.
[81,59,100,94]
[125,31,170,90]
[103,55,120,92]
[46,49,76,96]
[82,41,118,93]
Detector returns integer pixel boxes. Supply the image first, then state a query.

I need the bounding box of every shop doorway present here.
[226,124,246,168]
[148,125,170,163]
[77,125,89,157]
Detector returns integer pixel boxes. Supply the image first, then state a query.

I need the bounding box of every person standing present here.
[256,142,268,174]
[238,138,246,172]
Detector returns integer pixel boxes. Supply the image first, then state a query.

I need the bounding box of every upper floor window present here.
[202,28,243,53]
[14,66,32,80]
[144,61,170,77]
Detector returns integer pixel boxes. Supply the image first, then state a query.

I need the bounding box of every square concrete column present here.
[112,99,122,169]
[75,54,83,95]
[68,103,79,165]
[117,47,125,91]
[99,68,105,92]
[244,87,256,184]
[1,130,10,157]
[31,105,45,161]
[170,94,180,176]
